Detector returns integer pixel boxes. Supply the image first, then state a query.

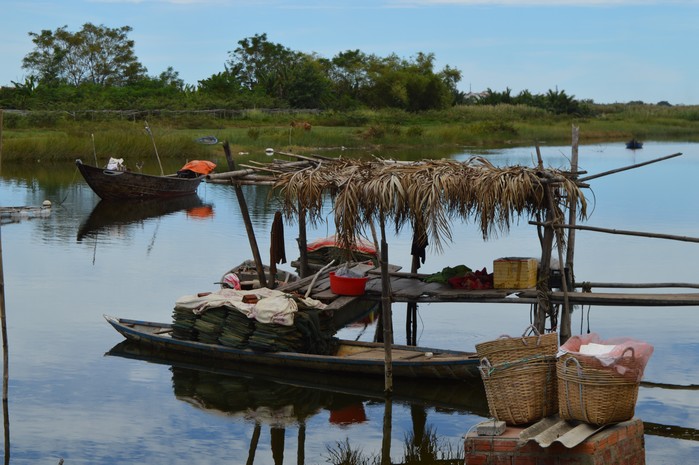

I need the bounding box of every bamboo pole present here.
[0,226,9,462]
[575,282,699,289]
[565,125,579,279]
[579,152,682,182]
[143,121,165,176]
[529,221,699,244]
[0,109,3,170]
[222,142,268,288]
[91,133,98,166]
[535,147,554,333]
[379,217,393,393]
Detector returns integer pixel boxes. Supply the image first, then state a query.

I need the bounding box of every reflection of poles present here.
[410,405,427,451]
[297,422,305,465]
[381,395,393,465]
[144,121,165,176]
[0,227,10,465]
[245,423,261,465]
[271,427,285,465]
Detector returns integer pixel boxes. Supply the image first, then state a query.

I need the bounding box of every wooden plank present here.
[519,290,699,306]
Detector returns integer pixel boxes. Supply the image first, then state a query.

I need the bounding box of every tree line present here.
[0,23,592,116]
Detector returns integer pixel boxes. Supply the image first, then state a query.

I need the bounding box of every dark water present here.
[1,141,698,464]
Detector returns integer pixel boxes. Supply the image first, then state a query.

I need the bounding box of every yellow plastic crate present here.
[493,257,539,289]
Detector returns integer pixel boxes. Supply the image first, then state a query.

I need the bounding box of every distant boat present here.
[195,135,218,145]
[626,139,643,150]
[75,159,214,200]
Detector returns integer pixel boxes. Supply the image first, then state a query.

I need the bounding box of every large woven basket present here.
[557,355,641,426]
[479,355,558,425]
[476,325,558,365]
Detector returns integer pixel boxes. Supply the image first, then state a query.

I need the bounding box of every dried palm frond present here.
[272,156,587,254]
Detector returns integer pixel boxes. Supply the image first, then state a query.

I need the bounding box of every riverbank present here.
[2,103,699,163]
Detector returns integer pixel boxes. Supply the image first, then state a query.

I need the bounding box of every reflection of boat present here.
[77,194,207,241]
[75,159,210,200]
[626,139,643,149]
[105,316,481,380]
[106,340,489,415]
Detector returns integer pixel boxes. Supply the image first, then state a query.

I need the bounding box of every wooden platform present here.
[279,265,699,307]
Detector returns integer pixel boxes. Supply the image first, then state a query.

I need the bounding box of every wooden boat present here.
[220,259,299,290]
[77,194,205,241]
[195,135,218,145]
[75,159,206,200]
[106,339,489,414]
[626,139,643,149]
[105,316,481,380]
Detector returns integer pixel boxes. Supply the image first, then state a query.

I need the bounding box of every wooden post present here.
[566,125,580,275]
[535,146,554,333]
[0,109,4,169]
[379,217,393,393]
[406,228,424,346]
[223,142,268,288]
[536,209,555,333]
[0,225,10,459]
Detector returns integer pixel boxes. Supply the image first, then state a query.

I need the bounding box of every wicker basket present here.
[476,325,558,365]
[557,355,641,426]
[479,355,558,425]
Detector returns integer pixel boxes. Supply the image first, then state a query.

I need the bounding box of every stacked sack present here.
[477,325,558,425]
[556,333,653,426]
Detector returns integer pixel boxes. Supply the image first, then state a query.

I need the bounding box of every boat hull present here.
[76,160,204,200]
[105,316,480,380]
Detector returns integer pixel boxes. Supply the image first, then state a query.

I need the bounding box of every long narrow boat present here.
[75,159,206,200]
[105,316,481,380]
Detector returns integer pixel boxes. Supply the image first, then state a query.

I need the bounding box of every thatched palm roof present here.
[273,157,587,253]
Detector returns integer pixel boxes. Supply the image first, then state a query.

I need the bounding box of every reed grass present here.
[3,104,699,163]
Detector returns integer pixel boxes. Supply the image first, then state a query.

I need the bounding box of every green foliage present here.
[6,28,604,116]
[247,127,260,140]
[22,23,147,86]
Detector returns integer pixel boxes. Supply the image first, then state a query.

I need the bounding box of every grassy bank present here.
[2,104,699,164]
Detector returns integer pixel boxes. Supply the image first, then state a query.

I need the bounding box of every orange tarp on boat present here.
[179,160,217,175]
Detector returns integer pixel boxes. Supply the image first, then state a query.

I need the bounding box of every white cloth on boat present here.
[106,157,125,170]
[174,288,326,326]
[250,294,298,326]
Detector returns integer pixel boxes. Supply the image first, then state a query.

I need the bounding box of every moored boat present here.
[105,316,481,380]
[75,159,214,200]
[626,139,643,149]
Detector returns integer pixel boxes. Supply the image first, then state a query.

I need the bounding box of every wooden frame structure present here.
[210,136,691,392]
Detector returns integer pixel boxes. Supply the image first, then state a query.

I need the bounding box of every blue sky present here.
[1,0,698,104]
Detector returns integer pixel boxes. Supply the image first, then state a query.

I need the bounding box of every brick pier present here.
[464,418,645,465]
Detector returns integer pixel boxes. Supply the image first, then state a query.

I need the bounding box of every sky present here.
[1,0,698,105]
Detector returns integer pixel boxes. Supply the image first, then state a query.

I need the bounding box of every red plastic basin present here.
[329,272,369,296]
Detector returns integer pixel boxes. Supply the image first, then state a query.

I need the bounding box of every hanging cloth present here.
[270,211,287,264]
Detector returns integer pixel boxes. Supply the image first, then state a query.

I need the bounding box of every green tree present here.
[22,23,147,87]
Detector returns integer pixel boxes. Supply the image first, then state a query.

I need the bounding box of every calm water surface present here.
[1,141,698,464]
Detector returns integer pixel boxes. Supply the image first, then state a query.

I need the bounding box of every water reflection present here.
[107,340,488,464]
[77,195,212,241]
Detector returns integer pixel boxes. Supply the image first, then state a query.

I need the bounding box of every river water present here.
[1,141,698,464]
